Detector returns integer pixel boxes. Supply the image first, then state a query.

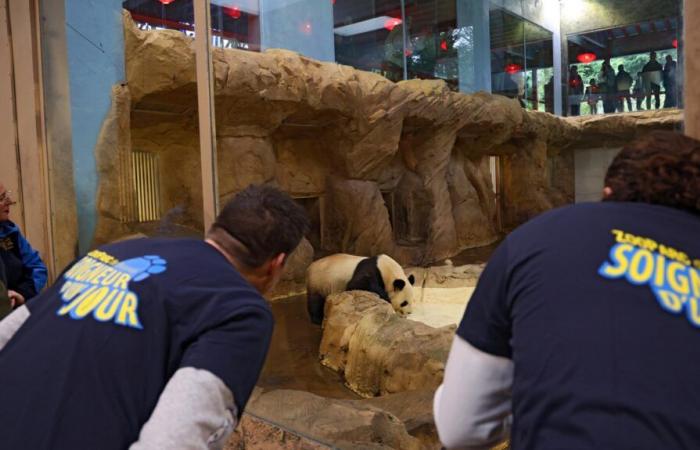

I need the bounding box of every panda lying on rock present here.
[306,253,415,325]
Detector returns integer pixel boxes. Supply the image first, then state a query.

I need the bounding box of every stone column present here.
[685,0,700,139]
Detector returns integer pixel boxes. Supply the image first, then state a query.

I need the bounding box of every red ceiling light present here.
[224,6,242,19]
[440,40,448,51]
[301,21,313,35]
[505,63,522,74]
[384,18,402,31]
[158,0,175,4]
[576,52,597,63]
[673,38,679,48]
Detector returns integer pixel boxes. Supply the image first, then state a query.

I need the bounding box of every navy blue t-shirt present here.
[0,238,274,450]
[458,202,700,450]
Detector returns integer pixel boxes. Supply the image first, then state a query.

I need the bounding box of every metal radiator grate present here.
[131,151,161,222]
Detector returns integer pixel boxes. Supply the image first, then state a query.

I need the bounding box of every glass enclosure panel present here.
[489,6,526,106]
[488,4,553,111]
[123,0,195,33]
[210,0,260,51]
[564,1,683,116]
[32,0,688,447]
[404,0,459,89]
[333,0,406,82]
[42,0,205,255]
[524,23,553,112]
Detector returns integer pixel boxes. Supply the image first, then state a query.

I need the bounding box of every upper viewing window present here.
[490,6,554,112]
[567,19,681,116]
[563,0,683,116]
[121,0,684,118]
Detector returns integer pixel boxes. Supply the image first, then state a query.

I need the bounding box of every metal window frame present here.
[194,0,219,231]
[0,0,221,282]
[1,0,56,279]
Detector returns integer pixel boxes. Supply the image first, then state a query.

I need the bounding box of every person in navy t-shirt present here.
[0,185,309,450]
[434,131,700,449]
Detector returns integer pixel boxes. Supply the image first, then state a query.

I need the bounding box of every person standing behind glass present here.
[642,51,663,109]
[568,66,584,116]
[584,79,599,115]
[544,76,554,114]
[615,65,633,112]
[0,184,47,309]
[633,72,646,111]
[599,59,617,113]
[663,54,678,108]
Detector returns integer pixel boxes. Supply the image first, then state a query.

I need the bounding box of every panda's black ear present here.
[408,274,415,285]
[393,279,406,291]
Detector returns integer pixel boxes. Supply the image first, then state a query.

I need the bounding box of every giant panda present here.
[306,253,416,325]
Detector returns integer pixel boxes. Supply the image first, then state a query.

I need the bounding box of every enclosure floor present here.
[409,286,475,329]
[258,295,359,399]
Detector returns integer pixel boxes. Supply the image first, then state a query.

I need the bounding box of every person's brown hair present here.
[207,184,310,268]
[603,130,700,214]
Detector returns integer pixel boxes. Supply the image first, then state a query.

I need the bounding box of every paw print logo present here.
[114,255,168,282]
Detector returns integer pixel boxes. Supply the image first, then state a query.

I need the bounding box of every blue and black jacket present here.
[0,221,47,300]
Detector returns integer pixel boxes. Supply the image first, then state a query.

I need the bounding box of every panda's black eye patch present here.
[400,301,408,307]
[393,279,406,291]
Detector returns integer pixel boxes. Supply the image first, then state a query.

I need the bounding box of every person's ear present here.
[269,253,286,275]
[602,186,613,199]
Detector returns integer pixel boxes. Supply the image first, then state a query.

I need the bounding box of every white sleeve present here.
[129,367,238,450]
[0,305,30,352]
[434,335,514,450]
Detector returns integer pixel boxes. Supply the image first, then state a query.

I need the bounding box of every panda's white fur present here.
[306,253,415,324]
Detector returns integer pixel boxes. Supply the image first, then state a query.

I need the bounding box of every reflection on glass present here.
[112,0,205,243]
[404,0,459,90]
[524,28,553,112]
[122,0,195,34]
[124,0,261,51]
[567,16,682,116]
[333,0,405,82]
[210,0,260,50]
[489,6,553,111]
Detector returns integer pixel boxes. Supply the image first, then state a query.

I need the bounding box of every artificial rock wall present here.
[92,12,682,266]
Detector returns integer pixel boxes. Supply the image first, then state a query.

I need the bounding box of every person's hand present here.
[8,290,25,308]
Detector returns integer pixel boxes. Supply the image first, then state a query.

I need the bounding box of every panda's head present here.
[378,255,416,316]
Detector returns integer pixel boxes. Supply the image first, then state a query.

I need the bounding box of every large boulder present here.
[320,291,455,397]
[230,387,509,450]
[244,389,422,450]
[319,291,395,374]
[225,413,330,449]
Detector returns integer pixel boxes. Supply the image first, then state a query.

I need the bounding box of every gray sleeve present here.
[129,367,238,450]
[433,335,513,449]
[0,305,30,352]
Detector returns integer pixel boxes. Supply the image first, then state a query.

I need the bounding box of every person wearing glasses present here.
[0,184,47,308]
